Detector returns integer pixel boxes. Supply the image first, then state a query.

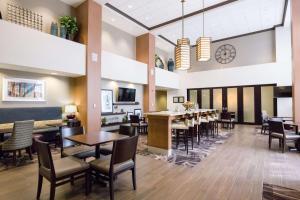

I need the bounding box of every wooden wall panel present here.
[292,0,300,125]
[136,33,156,112]
[74,0,102,132]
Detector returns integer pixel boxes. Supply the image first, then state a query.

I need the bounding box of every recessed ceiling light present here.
[128,5,133,9]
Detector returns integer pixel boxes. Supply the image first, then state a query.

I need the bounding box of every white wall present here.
[101,51,147,85]
[0,20,86,77]
[0,0,74,33]
[167,26,293,117]
[189,30,276,72]
[0,69,73,108]
[101,79,144,114]
[102,22,136,59]
[155,68,179,89]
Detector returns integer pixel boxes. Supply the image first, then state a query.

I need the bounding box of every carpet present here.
[263,183,300,200]
[137,131,232,167]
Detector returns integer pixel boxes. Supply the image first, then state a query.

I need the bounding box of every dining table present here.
[65,131,128,158]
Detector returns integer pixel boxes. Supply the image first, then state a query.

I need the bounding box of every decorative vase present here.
[50,22,58,36]
[60,26,67,39]
[167,58,174,72]
[68,33,75,41]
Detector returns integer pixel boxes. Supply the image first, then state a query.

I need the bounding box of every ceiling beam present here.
[149,0,239,30]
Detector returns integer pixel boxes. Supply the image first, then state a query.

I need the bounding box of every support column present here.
[136,33,156,112]
[74,0,102,132]
[291,0,300,125]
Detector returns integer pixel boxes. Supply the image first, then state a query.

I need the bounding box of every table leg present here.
[95,145,100,159]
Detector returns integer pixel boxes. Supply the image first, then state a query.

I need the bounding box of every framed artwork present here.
[178,96,185,103]
[101,89,113,113]
[134,109,142,118]
[173,97,179,103]
[127,112,133,120]
[2,78,45,101]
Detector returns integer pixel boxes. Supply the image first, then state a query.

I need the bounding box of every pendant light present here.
[196,0,211,61]
[175,0,191,70]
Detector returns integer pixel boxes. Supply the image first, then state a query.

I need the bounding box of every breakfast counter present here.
[144,110,215,154]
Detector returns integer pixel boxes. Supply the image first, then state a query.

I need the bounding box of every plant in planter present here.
[59,16,78,40]
[101,117,107,125]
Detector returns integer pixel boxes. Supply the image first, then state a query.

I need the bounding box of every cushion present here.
[90,155,134,175]
[40,156,89,180]
[171,123,188,130]
[62,145,95,158]
[271,133,284,138]
[99,142,113,155]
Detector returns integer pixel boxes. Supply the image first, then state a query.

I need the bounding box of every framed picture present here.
[127,112,133,120]
[2,78,45,101]
[134,109,142,118]
[101,89,113,113]
[173,97,179,103]
[178,96,185,103]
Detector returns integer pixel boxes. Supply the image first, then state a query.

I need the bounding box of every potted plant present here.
[59,16,78,40]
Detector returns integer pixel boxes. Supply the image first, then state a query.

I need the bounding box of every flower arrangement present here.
[182,101,194,111]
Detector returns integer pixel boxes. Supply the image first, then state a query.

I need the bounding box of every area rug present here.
[263,183,300,200]
[137,131,231,167]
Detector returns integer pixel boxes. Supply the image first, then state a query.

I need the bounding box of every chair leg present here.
[109,176,114,200]
[132,167,136,190]
[269,136,272,149]
[50,182,56,200]
[12,151,17,165]
[282,138,286,153]
[27,147,33,160]
[70,176,74,185]
[36,175,43,199]
[85,171,90,196]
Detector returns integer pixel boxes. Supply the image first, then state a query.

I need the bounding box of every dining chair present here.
[261,110,269,134]
[99,124,137,155]
[35,139,90,200]
[60,126,95,160]
[0,120,34,164]
[90,135,139,200]
[130,115,148,134]
[268,120,300,153]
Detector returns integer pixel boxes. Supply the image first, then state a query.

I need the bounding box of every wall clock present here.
[215,44,236,64]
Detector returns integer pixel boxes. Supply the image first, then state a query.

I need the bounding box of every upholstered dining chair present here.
[60,126,95,160]
[99,124,137,155]
[35,139,90,200]
[130,115,148,134]
[268,120,300,153]
[261,110,270,134]
[90,135,139,200]
[0,120,34,164]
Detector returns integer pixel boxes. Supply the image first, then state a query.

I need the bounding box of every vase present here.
[167,58,174,72]
[68,33,75,41]
[50,22,58,36]
[60,26,67,39]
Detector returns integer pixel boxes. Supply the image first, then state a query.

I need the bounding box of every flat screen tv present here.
[274,86,292,98]
[117,87,136,102]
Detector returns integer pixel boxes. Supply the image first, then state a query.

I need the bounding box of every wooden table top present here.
[65,131,128,146]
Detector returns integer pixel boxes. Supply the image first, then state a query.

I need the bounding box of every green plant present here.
[101,117,107,125]
[59,16,78,36]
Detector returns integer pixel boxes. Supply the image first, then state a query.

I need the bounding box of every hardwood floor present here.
[0,125,300,200]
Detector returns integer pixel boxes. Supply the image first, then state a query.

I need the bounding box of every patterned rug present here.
[263,183,300,200]
[137,131,232,167]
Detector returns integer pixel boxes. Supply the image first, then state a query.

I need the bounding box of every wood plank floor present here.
[0,125,300,200]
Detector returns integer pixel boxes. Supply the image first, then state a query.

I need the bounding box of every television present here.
[274,86,292,98]
[117,87,136,102]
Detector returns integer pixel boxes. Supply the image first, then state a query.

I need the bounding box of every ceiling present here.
[60,0,288,53]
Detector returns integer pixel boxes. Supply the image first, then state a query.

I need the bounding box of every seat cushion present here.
[285,131,300,140]
[40,156,89,180]
[90,155,134,175]
[171,123,188,130]
[62,145,95,159]
[271,133,284,138]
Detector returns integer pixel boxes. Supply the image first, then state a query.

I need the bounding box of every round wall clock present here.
[215,44,236,64]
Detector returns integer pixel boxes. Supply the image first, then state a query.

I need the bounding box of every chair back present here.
[60,126,84,148]
[119,125,136,137]
[35,139,55,177]
[268,120,285,135]
[110,136,139,167]
[130,115,140,124]
[2,120,34,151]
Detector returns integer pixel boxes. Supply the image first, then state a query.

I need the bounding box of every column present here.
[73,0,102,132]
[136,33,156,112]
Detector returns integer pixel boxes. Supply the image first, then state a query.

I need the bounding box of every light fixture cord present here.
[202,0,205,37]
[181,0,185,39]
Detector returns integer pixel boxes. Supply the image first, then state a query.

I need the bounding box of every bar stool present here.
[199,117,209,138]
[171,122,189,154]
